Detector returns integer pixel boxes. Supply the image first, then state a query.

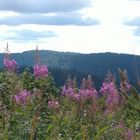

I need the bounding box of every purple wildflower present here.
[105,90,120,114]
[106,90,119,106]
[100,81,117,96]
[120,82,131,93]
[100,74,121,114]
[79,89,97,100]
[62,85,74,96]
[62,76,98,102]
[62,77,80,101]
[119,70,131,93]
[3,58,17,71]
[62,85,80,101]
[48,100,59,109]
[34,64,48,78]
[71,93,80,101]
[79,75,98,100]
[124,129,133,140]
[81,75,95,90]
[14,90,30,105]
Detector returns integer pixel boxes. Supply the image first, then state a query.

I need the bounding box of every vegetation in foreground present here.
[0,49,140,140]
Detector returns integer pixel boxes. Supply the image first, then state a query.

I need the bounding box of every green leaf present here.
[94,126,109,140]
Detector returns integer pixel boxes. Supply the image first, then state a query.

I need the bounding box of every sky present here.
[0,0,140,54]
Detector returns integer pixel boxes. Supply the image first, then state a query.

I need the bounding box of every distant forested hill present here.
[0,50,140,88]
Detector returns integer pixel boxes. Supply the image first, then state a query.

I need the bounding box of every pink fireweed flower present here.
[48,100,59,109]
[3,58,17,71]
[100,72,116,95]
[34,64,48,78]
[14,90,30,105]
[62,85,97,101]
[106,91,119,106]
[62,85,74,96]
[100,81,117,96]
[106,91,120,114]
[120,82,131,93]
[79,89,97,100]
[81,75,94,90]
[62,76,98,102]
[119,70,131,93]
[124,129,133,140]
[80,75,98,100]
[62,85,80,101]
[100,80,120,114]
[71,93,80,101]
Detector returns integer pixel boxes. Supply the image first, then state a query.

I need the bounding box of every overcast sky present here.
[0,0,140,54]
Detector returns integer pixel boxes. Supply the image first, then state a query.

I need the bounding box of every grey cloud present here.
[134,27,140,36]
[125,17,140,36]
[0,0,99,26]
[0,30,57,42]
[0,14,99,26]
[125,17,140,26]
[0,0,92,13]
